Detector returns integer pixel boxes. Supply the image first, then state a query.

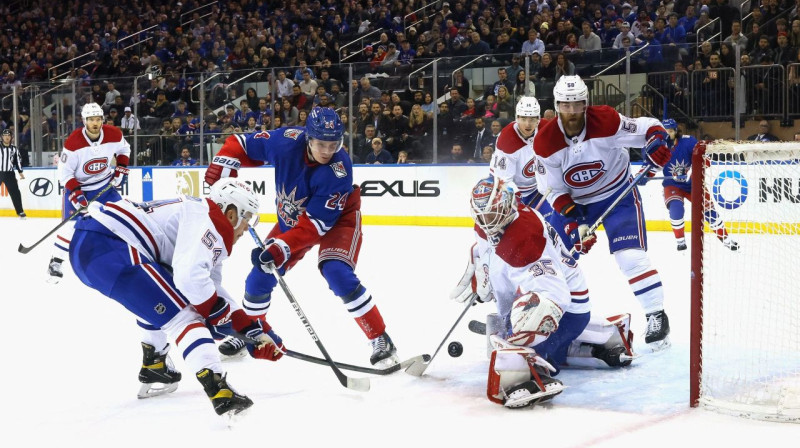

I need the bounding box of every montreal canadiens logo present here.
[522,159,536,178]
[83,158,109,175]
[564,161,606,188]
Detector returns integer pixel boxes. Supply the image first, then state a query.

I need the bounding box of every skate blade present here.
[219,350,249,362]
[504,383,566,409]
[46,275,62,285]
[222,405,252,427]
[137,382,179,399]
[644,336,672,353]
[373,354,400,369]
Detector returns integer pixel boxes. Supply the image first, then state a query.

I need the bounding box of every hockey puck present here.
[448,341,463,357]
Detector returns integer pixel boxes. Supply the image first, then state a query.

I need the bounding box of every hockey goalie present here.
[453,177,635,408]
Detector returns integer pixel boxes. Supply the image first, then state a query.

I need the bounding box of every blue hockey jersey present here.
[222,127,354,240]
[662,135,697,190]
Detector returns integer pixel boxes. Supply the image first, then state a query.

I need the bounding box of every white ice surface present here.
[2,218,798,447]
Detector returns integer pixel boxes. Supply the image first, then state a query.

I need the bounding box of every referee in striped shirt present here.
[0,128,26,218]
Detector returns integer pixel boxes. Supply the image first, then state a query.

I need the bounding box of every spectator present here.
[102,82,121,111]
[679,5,699,34]
[384,104,409,155]
[275,71,294,99]
[467,31,491,56]
[297,110,308,127]
[521,28,546,56]
[407,103,431,160]
[281,98,299,126]
[421,92,436,117]
[700,52,733,116]
[381,43,400,69]
[496,85,515,120]
[171,146,198,166]
[723,20,748,53]
[120,107,140,136]
[480,145,494,163]
[451,70,471,100]
[356,77,382,104]
[578,21,602,61]
[747,120,779,141]
[299,70,318,97]
[554,52,577,80]
[470,116,494,159]
[505,54,524,84]
[599,18,620,48]
[484,67,514,98]
[749,35,774,63]
[774,32,794,66]
[513,70,535,99]
[148,91,174,120]
[447,88,468,117]
[397,150,412,164]
[355,124,378,162]
[365,138,393,164]
[289,84,309,112]
[440,143,467,164]
[613,21,637,49]
[368,102,391,137]
[437,101,455,149]
[749,55,783,115]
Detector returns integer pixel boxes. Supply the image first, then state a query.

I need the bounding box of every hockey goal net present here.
[690,140,800,422]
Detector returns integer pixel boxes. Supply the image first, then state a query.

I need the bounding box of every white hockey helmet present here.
[515,96,541,118]
[209,178,260,228]
[553,75,588,109]
[81,102,104,120]
[470,176,519,237]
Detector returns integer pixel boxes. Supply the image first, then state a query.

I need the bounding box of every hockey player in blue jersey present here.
[644,119,738,252]
[204,107,398,366]
[68,179,284,420]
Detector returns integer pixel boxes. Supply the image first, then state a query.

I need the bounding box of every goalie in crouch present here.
[467,177,634,408]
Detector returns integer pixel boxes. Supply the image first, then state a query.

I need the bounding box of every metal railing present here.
[787,63,800,118]
[450,56,484,91]
[408,58,442,92]
[116,25,158,50]
[47,50,95,81]
[696,17,720,58]
[403,3,439,33]
[189,72,224,104]
[180,1,218,26]
[339,28,386,62]
[594,43,650,77]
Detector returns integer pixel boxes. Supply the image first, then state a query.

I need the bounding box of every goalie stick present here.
[405,293,479,376]
[249,228,370,392]
[18,182,115,254]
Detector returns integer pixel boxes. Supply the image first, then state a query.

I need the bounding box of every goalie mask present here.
[470,177,518,237]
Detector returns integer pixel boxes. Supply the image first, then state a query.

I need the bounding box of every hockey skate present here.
[504,370,566,409]
[722,237,739,251]
[138,342,182,399]
[47,257,63,284]
[675,238,687,251]
[196,368,253,421]
[369,332,398,366]
[644,310,671,351]
[218,336,248,361]
[18,212,26,219]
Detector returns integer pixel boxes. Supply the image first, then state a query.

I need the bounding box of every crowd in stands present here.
[1,0,799,166]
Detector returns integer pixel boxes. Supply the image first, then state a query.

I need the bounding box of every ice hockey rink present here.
[2,217,798,446]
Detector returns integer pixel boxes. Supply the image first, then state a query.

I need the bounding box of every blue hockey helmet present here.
[662,118,678,129]
[306,107,344,142]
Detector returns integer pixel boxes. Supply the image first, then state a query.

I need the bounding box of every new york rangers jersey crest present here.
[330,161,347,178]
[276,186,307,227]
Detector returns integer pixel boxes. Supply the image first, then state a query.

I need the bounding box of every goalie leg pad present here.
[487,347,566,407]
[566,313,635,368]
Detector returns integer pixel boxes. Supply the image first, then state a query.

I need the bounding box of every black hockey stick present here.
[18,182,116,254]
[405,293,479,376]
[467,320,486,335]
[285,350,430,375]
[249,227,370,392]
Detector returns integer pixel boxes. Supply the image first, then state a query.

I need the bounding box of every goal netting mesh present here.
[691,140,800,422]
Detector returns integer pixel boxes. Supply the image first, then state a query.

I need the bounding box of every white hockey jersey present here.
[533,106,662,212]
[86,196,236,307]
[489,121,539,199]
[59,125,131,192]
[489,206,591,324]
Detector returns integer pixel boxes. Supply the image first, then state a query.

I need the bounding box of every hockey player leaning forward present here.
[469,177,635,409]
[69,179,284,419]
[204,107,398,366]
[533,75,673,350]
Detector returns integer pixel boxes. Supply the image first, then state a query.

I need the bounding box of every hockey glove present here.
[636,168,656,185]
[69,189,90,212]
[237,317,285,361]
[565,221,597,255]
[251,238,290,273]
[450,243,494,304]
[641,129,671,169]
[204,155,241,186]
[196,294,235,327]
[111,165,130,187]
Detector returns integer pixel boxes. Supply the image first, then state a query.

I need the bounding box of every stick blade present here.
[346,376,371,392]
[404,356,431,377]
[18,243,32,254]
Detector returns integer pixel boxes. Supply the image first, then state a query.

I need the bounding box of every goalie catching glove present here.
[196,294,284,361]
[450,242,494,304]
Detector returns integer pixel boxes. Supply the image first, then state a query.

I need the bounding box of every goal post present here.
[690,140,800,422]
